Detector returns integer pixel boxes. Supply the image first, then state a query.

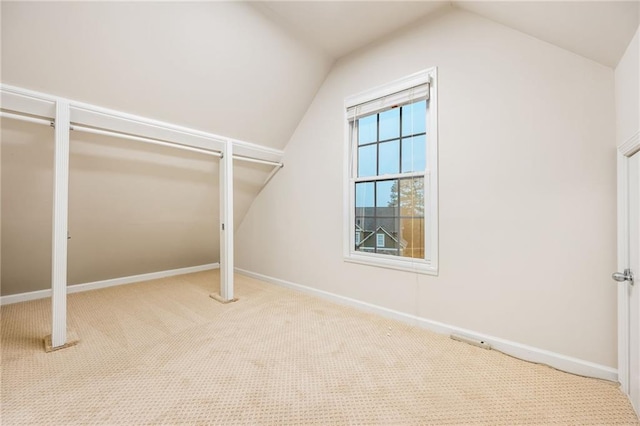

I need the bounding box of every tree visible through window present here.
[353,100,426,259]
[345,69,438,274]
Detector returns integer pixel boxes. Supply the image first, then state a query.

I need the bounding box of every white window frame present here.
[376,233,385,248]
[343,68,438,275]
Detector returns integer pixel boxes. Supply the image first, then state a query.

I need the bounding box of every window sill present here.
[344,252,438,276]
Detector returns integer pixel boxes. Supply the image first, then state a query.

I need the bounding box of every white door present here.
[618,150,640,417]
[629,151,640,416]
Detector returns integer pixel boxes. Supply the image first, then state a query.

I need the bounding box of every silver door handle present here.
[612,269,634,285]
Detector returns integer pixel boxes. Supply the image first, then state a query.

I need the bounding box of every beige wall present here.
[65,132,221,286]
[1,121,56,296]
[0,2,331,150]
[1,1,304,296]
[1,120,214,295]
[615,28,639,145]
[236,9,619,367]
[1,120,273,296]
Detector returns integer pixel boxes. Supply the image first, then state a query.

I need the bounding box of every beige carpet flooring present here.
[1,270,638,425]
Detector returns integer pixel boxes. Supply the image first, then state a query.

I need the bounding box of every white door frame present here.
[617,130,640,393]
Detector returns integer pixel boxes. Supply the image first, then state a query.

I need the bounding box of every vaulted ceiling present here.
[2,1,637,283]
[1,2,332,151]
[2,2,637,153]
[250,1,451,59]
[253,1,639,68]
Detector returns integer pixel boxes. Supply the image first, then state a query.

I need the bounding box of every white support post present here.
[211,139,236,303]
[49,101,71,350]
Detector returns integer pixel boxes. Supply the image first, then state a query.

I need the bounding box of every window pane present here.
[376,180,396,207]
[355,182,374,210]
[355,216,375,253]
[375,216,398,233]
[401,100,426,136]
[379,108,399,141]
[358,145,377,177]
[354,179,424,260]
[401,135,426,173]
[399,177,424,217]
[349,76,436,266]
[358,115,377,145]
[378,140,399,175]
[400,218,425,259]
[375,217,399,256]
[355,216,374,234]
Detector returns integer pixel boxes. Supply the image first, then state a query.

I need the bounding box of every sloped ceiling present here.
[254,1,639,68]
[456,1,639,68]
[3,1,637,153]
[0,1,332,151]
[251,1,451,58]
[1,2,333,288]
[1,1,638,290]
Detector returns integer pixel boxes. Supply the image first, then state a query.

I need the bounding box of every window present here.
[344,69,438,275]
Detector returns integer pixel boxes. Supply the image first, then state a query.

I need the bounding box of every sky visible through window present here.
[356,100,426,208]
[347,73,436,267]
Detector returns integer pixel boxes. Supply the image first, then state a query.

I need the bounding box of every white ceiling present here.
[1,2,332,150]
[2,1,637,155]
[252,1,451,59]
[253,1,639,67]
[456,1,639,68]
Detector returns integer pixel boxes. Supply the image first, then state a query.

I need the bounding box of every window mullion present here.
[376,113,380,177]
[373,176,378,254]
[346,68,437,273]
[399,105,403,174]
[423,172,431,261]
[352,121,358,178]
[375,110,380,255]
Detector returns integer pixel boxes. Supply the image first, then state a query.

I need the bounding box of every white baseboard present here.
[236,267,618,383]
[0,263,220,306]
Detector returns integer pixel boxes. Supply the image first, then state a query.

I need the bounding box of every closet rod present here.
[0,110,54,127]
[70,124,223,158]
[233,155,283,168]
[2,111,284,169]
